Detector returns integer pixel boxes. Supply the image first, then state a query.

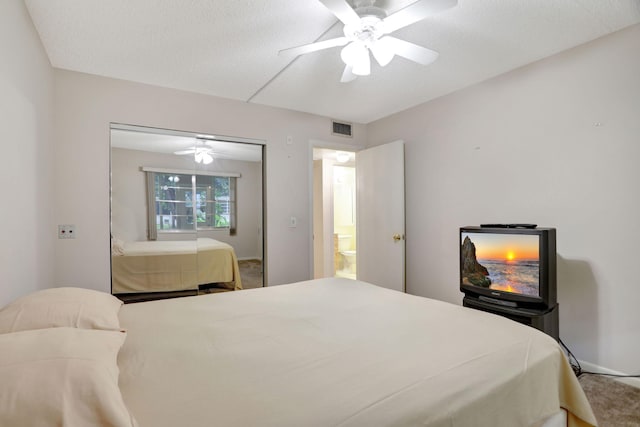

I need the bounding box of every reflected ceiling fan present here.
[279,0,457,82]
[174,140,216,164]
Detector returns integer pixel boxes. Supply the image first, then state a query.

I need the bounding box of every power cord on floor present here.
[559,337,640,378]
[580,371,640,378]
[559,337,583,376]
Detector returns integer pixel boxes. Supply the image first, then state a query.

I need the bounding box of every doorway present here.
[312,148,357,279]
[311,141,406,292]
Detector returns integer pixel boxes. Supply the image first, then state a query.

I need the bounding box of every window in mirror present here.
[153,172,193,232]
[194,174,231,229]
[146,171,237,235]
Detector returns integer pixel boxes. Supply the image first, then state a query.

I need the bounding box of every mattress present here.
[117,278,596,427]
[111,237,241,293]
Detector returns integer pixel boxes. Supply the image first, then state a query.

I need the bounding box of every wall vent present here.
[332,120,353,137]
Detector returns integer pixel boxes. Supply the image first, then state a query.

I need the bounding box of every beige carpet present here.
[237,259,263,289]
[579,374,640,427]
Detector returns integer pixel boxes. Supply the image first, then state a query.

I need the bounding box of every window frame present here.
[143,167,239,239]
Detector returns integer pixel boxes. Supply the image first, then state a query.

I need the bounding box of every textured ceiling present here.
[25,0,640,124]
[110,126,263,162]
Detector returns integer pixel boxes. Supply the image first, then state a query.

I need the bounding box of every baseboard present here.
[578,360,640,388]
[237,257,262,261]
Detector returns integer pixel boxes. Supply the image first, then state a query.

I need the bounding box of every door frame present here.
[308,139,364,280]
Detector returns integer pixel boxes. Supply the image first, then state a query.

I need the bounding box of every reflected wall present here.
[110,124,264,298]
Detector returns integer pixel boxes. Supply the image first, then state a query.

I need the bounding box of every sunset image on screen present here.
[472,234,539,261]
[461,232,540,297]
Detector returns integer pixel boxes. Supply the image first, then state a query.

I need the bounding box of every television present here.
[460,226,557,311]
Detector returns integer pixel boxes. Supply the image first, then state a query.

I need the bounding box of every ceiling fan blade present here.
[340,64,357,83]
[382,0,457,34]
[279,37,349,58]
[386,36,439,65]
[174,149,195,155]
[318,0,361,25]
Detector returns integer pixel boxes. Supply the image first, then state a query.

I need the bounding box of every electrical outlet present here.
[58,224,76,239]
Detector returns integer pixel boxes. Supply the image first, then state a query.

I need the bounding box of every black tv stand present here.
[463,296,559,341]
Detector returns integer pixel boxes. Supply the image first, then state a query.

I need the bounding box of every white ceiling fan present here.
[174,140,216,164]
[279,0,457,82]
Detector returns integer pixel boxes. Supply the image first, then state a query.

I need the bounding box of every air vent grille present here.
[332,121,352,137]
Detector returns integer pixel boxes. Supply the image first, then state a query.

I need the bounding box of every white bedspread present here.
[117,278,596,427]
[120,239,197,256]
[120,237,233,256]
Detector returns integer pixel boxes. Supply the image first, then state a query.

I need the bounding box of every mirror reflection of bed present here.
[110,124,264,303]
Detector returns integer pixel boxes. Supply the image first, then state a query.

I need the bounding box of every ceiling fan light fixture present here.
[336,151,351,163]
[341,42,370,76]
[202,153,214,164]
[340,64,357,83]
[279,0,457,82]
[370,37,394,67]
[352,52,370,76]
[194,149,214,164]
[340,42,360,65]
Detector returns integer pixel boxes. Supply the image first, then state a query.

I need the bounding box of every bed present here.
[111,237,242,293]
[116,278,596,427]
[0,279,597,427]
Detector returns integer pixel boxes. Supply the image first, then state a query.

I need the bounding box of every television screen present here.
[461,232,540,297]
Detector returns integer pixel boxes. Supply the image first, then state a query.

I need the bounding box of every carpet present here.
[238,259,263,289]
[579,374,640,427]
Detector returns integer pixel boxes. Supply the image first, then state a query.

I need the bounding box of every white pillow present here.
[0,287,123,333]
[112,237,125,256]
[0,327,137,427]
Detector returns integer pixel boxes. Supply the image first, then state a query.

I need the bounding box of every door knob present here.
[393,234,402,242]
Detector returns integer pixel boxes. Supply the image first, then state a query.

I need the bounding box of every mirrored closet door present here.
[110,124,264,302]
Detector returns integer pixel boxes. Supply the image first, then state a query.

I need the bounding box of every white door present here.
[356,141,405,292]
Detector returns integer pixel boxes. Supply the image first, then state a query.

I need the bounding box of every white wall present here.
[0,0,54,306]
[111,147,262,259]
[367,24,640,375]
[312,160,324,279]
[53,70,366,290]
